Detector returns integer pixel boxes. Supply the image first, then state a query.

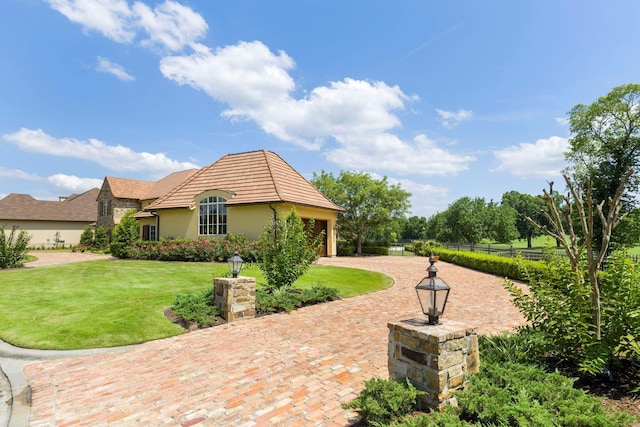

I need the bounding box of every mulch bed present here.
[572,362,640,419]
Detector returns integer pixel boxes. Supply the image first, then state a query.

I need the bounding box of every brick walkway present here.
[23,256,526,426]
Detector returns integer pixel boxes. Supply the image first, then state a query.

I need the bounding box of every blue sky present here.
[1,1,639,218]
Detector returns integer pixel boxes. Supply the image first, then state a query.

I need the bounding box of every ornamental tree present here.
[258,207,324,292]
[311,170,410,255]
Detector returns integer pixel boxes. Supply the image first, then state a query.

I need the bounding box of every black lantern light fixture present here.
[228,250,243,278]
[415,254,451,325]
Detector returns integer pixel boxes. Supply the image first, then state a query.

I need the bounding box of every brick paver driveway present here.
[24,256,525,426]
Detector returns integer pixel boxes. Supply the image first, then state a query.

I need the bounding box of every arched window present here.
[198,196,227,236]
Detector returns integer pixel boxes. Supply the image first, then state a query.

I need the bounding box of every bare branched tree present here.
[524,167,633,340]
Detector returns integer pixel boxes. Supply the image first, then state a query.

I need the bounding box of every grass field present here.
[0,260,392,350]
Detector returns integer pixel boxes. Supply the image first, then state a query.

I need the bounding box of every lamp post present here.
[228,250,243,278]
[415,254,451,325]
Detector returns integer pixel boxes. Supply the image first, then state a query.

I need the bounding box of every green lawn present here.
[0,259,391,350]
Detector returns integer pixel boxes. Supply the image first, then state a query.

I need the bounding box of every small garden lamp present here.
[228,250,243,278]
[415,254,451,325]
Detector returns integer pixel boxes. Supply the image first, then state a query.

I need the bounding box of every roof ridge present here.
[262,149,284,201]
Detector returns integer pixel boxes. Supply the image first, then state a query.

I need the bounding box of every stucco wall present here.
[154,202,339,256]
[1,220,93,248]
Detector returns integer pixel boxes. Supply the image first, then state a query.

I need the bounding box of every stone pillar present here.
[388,318,479,411]
[213,277,256,322]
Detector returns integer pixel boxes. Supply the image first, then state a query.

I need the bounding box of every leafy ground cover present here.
[0,260,391,350]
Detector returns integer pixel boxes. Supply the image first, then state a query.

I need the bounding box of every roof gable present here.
[104,177,154,200]
[145,150,343,212]
[0,188,99,222]
[142,169,198,200]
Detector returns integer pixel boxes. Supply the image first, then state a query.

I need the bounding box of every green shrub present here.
[172,288,220,327]
[435,249,545,281]
[108,236,259,262]
[453,361,635,426]
[299,284,339,305]
[0,225,31,269]
[362,246,390,255]
[110,210,139,257]
[80,226,94,247]
[342,377,422,426]
[94,226,110,250]
[255,285,339,313]
[391,412,473,427]
[411,240,443,257]
[478,327,546,366]
[504,251,640,379]
[256,288,301,313]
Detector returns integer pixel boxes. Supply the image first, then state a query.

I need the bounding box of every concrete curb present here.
[0,339,140,427]
[0,364,10,427]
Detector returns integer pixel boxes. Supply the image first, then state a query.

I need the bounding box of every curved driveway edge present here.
[23,256,526,426]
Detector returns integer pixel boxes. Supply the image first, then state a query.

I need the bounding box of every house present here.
[0,188,99,247]
[96,170,197,236]
[137,149,344,256]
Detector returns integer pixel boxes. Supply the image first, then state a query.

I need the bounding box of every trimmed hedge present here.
[437,248,546,281]
[111,236,260,262]
[362,246,390,256]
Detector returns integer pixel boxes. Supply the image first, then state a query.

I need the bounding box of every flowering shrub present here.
[112,234,259,262]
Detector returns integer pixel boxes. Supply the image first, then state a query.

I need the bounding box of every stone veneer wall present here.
[388,319,480,411]
[213,277,256,322]
[96,183,141,233]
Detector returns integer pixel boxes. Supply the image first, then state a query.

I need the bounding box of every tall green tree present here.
[485,201,518,243]
[425,211,452,242]
[445,197,487,250]
[311,171,411,255]
[400,215,428,240]
[258,207,323,292]
[501,191,547,248]
[565,83,640,248]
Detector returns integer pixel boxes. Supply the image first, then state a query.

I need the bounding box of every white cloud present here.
[436,108,473,128]
[492,136,569,178]
[386,176,450,218]
[47,174,103,192]
[47,0,136,43]
[48,0,206,51]
[0,167,41,181]
[133,1,208,51]
[325,133,475,176]
[96,56,135,81]
[51,1,475,178]
[3,128,199,176]
[555,117,569,126]
[161,41,415,150]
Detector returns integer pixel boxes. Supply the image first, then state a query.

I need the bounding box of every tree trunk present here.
[526,234,532,249]
[589,266,602,340]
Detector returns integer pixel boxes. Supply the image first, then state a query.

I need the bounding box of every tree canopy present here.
[566,83,640,248]
[425,197,517,247]
[311,170,411,254]
[501,190,547,248]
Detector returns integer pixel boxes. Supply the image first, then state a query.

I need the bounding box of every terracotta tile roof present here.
[145,149,344,212]
[0,188,99,222]
[105,177,154,200]
[142,169,198,200]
